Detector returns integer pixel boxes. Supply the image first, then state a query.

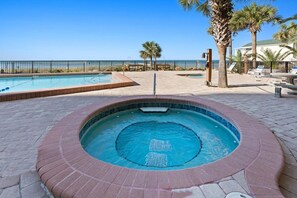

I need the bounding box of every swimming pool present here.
[0,74,112,93]
[80,102,239,170]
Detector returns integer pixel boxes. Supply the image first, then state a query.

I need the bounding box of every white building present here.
[236,39,297,61]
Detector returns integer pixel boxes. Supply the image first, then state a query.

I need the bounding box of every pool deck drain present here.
[36,96,284,198]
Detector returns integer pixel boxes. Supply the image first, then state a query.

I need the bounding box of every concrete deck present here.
[0,71,296,198]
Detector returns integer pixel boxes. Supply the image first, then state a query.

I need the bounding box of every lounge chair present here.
[227,62,237,73]
[253,65,270,77]
[290,66,297,74]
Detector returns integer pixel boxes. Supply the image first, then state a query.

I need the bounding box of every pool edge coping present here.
[36,95,284,197]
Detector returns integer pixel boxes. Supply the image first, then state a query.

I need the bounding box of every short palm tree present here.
[232,50,244,73]
[152,43,162,71]
[139,50,149,70]
[257,48,291,69]
[230,3,277,69]
[180,0,233,88]
[140,41,162,71]
[141,42,155,71]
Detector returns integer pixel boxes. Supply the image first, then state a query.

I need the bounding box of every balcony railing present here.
[1,60,295,74]
[230,60,297,73]
[0,60,220,74]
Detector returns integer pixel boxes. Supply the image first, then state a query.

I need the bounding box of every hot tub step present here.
[140,107,169,113]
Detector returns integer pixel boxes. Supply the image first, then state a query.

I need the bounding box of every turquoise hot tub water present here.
[81,104,239,170]
[186,74,204,79]
[178,74,204,79]
[0,74,112,93]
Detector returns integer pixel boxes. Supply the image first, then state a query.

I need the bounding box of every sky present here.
[0,0,296,60]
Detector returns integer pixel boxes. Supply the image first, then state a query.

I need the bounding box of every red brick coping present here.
[0,73,135,102]
[37,96,284,198]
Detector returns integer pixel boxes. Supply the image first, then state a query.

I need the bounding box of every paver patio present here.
[0,71,296,198]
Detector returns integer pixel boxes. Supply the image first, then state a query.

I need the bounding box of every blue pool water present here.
[0,74,112,93]
[187,74,204,79]
[81,108,239,170]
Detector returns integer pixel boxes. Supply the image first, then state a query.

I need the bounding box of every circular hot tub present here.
[80,101,239,170]
[37,96,284,198]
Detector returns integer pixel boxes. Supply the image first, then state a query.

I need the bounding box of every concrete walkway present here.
[0,71,296,198]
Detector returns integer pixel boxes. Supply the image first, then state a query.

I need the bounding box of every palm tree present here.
[152,43,162,71]
[230,3,277,69]
[141,42,155,71]
[274,22,297,43]
[180,0,233,88]
[228,36,233,66]
[274,22,297,57]
[140,50,149,70]
[257,49,291,69]
[232,50,244,73]
[140,41,162,71]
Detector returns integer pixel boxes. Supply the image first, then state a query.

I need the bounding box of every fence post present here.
[173,61,176,70]
[67,61,70,72]
[50,61,52,73]
[31,61,34,73]
[84,62,86,72]
[12,62,15,74]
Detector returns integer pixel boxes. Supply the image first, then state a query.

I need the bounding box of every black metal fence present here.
[231,61,297,73]
[2,60,295,74]
[0,60,220,74]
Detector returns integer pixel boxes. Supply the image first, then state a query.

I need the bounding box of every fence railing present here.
[1,60,294,74]
[230,60,297,73]
[0,60,220,74]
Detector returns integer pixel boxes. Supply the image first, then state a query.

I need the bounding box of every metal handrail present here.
[153,73,156,95]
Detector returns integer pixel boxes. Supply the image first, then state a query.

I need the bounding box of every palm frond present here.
[257,48,291,68]
[273,22,297,43]
[179,0,199,10]
[230,3,277,33]
[196,1,210,17]
[282,45,297,56]
[139,50,149,59]
[279,14,297,24]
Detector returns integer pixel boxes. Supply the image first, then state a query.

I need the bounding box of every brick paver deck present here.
[0,71,296,198]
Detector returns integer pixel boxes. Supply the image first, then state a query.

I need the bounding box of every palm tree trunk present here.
[144,59,146,71]
[252,31,257,69]
[154,57,158,71]
[208,0,232,88]
[228,35,232,65]
[150,57,153,71]
[244,54,248,74]
[217,44,228,88]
